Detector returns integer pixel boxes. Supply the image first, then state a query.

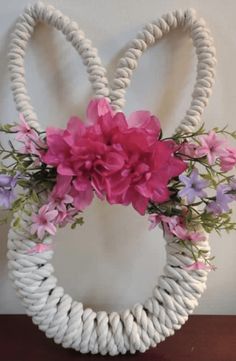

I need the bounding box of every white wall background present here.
[0,0,236,315]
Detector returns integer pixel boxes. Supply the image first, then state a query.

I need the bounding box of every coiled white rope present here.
[7,1,215,355]
[110,8,216,134]
[8,1,109,130]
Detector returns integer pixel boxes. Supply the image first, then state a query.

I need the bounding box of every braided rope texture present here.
[8,206,210,355]
[7,1,215,355]
[109,8,216,134]
[8,1,110,130]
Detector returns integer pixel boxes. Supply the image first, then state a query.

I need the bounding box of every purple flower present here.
[207,184,234,215]
[0,174,19,209]
[178,169,209,203]
[0,174,17,188]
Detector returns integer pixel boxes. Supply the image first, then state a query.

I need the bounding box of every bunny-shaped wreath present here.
[2,1,236,356]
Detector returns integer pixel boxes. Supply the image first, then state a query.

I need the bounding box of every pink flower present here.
[19,137,39,155]
[127,110,161,143]
[105,140,186,214]
[27,243,52,254]
[86,97,113,125]
[49,193,73,211]
[184,261,214,271]
[43,98,187,215]
[31,204,58,239]
[149,213,205,243]
[149,214,184,234]
[49,191,73,225]
[196,131,226,164]
[50,174,72,199]
[58,208,78,227]
[148,214,162,230]
[12,113,37,141]
[178,141,198,158]
[219,146,236,172]
[172,225,206,243]
[42,126,73,172]
[71,176,94,211]
[12,113,46,156]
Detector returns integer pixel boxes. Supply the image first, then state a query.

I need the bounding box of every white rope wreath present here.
[7,1,216,355]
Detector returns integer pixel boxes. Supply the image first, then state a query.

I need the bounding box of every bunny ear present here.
[8,1,109,131]
[109,9,216,134]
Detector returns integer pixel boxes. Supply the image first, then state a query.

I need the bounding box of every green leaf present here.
[31,190,40,203]
[13,217,20,228]
[71,217,84,229]
[0,124,15,132]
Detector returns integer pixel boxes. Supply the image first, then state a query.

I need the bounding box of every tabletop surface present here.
[0,315,235,361]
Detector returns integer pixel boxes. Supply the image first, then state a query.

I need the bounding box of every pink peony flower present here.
[219,146,236,172]
[86,97,113,125]
[31,204,58,239]
[51,174,72,199]
[196,131,226,164]
[105,140,186,214]
[42,98,187,215]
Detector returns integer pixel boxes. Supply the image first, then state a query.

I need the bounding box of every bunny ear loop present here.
[8,2,214,355]
[109,8,216,134]
[8,1,109,131]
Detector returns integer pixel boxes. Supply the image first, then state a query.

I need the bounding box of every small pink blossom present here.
[31,204,58,240]
[12,113,37,141]
[13,114,46,156]
[49,191,74,225]
[172,225,206,243]
[219,146,236,172]
[19,137,38,155]
[27,243,52,254]
[148,214,183,233]
[148,213,162,230]
[196,131,226,164]
[178,141,198,158]
[58,208,78,227]
[49,189,73,212]
[149,213,205,243]
[184,261,215,271]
